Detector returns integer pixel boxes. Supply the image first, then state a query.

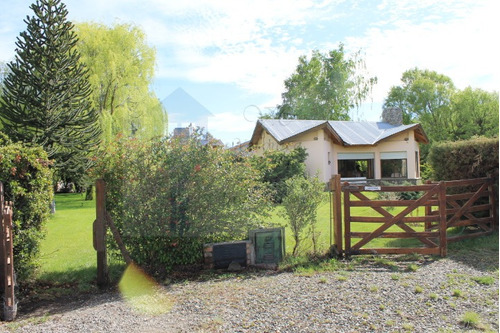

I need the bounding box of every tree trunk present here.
[85,185,93,201]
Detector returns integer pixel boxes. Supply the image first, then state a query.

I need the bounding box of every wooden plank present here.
[0,183,4,296]
[375,184,437,192]
[488,180,498,232]
[105,212,133,265]
[331,175,343,255]
[95,179,109,288]
[438,182,447,257]
[343,187,351,255]
[349,215,439,223]
[448,218,493,229]
[351,231,439,238]
[349,200,439,207]
[446,192,489,201]
[443,178,491,187]
[355,247,441,255]
[2,205,16,321]
[446,204,491,215]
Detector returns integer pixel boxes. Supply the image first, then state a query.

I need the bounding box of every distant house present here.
[249,119,429,183]
[162,87,213,132]
[172,125,224,148]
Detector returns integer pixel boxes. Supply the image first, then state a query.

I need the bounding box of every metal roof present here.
[260,119,324,142]
[251,119,427,146]
[328,121,420,145]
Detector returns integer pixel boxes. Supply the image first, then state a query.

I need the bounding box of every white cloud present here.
[347,0,499,105]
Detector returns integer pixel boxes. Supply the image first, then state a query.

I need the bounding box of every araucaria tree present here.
[276,44,377,120]
[0,0,100,185]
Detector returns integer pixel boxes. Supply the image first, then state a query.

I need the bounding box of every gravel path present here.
[1,252,498,332]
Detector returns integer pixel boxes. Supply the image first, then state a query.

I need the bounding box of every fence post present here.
[438,182,447,257]
[0,183,4,299]
[343,182,351,257]
[0,183,16,321]
[424,180,433,231]
[94,179,109,288]
[487,178,498,232]
[330,175,343,257]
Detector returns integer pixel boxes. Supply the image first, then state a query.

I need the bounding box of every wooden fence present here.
[0,182,16,321]
[330,175,498,257]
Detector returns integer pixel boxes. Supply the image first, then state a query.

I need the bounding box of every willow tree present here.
[75,22,166,145]
[276,44,377,120]
[0,0,100,185]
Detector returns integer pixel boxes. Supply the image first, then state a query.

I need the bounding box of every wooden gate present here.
[330,176,498,257]
[0,182,16,321]
[425,177,498,242]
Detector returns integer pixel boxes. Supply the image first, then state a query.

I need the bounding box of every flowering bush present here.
[92,134,271,275]
[0,133,53,280]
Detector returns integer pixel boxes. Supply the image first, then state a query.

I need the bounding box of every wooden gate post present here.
[94,179,109,287]
[438,181,447,257]
[0,183,16,321]
[329,175,343,256]
[0,183,4,301]
[488,178,498,232]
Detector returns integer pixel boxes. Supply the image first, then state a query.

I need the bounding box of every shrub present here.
[428,137,498,186]
[250,147,307,203]
[281,175,324,256]
[92,134,271,275]
[0,133,53,280]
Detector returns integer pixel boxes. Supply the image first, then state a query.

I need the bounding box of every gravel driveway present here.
[1,251,498,332]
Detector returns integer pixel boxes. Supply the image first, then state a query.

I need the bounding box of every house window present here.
[381,152,407,178]
[337,153,375,179]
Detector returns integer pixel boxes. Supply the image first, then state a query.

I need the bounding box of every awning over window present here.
[380,152,407,160]
[337,153,375,160]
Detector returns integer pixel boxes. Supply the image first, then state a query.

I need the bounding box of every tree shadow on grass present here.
[53,193,95,212]
[17,263,126,319]
[446,231,499,272]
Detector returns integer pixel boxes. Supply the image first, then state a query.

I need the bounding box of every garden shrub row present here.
[92,134,271,276]
[0,133,53,280]
[428,137,499,188]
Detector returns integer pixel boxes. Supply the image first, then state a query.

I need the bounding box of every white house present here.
[249,119,429,183]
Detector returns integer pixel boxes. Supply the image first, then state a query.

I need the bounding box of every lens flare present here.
[118,263,174,315]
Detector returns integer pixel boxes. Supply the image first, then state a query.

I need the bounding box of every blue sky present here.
[1,0,498,146]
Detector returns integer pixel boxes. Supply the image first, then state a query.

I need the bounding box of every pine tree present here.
[0,0,100,185]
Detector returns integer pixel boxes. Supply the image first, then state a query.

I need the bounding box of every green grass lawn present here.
[36,191,497,288]
[37,193,97,290]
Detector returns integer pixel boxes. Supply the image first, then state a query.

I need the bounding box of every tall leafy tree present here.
[450,87,499,140]
[276,44,377,120]
[0,0,100,185]
[384,68,498,143]
[384,68,455,139]
[75,22,166,145]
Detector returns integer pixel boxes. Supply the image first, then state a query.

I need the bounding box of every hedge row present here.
[0,133,53,280]
[428,137,499,188]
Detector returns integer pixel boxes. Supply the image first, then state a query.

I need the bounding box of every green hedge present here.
[0,133,53,280]
[428,137,498,186]
[92,135,271,276]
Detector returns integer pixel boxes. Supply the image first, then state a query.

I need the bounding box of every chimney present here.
[382,107,403,126]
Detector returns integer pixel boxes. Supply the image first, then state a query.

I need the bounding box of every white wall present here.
[253,128,422,183]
